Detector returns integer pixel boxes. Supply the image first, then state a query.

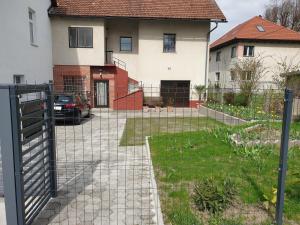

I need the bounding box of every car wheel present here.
[74,112,81,125]
[87,109,91,118]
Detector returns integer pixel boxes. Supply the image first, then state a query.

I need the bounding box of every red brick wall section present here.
[189,100,201,108]
[115,67,129,98]
[53,65,91,93]
[113,90,143,110]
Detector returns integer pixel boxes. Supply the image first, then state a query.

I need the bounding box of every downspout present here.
[205,22,218,89]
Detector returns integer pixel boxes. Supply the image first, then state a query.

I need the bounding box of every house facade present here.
[49,0,225,109]
[0,0,54,84]
[209,16,300,89]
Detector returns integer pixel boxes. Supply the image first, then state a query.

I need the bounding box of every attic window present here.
[256,25,265,32]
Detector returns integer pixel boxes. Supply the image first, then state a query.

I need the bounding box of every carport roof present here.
[48,0,226,21]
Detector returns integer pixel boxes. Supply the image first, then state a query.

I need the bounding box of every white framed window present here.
[13,75,25,84]
[231,46,237,58]
[230,70,236,81]
[216,51,221,61]
[215,72,220,82]
[243,46,254,57]
[28,8,37,45]
[163,34,176,53]
[69,27,93,48]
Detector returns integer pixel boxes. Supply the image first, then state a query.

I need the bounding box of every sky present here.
[211,0,271,42]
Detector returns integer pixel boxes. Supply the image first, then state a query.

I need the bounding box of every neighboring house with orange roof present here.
[48,0,225,109]
[209,16,300,89]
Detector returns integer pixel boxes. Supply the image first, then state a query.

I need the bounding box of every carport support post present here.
[46,82,57,197]
[0,85,25,225]
[275,89,293,225]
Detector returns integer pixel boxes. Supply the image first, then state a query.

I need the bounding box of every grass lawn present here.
[149,131,300,225]
[120,117,225,146]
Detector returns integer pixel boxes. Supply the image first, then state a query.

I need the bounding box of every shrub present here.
[234,93,249,107]
[193,177,237,214]
[223,92,235,105]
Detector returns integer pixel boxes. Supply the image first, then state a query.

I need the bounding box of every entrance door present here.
[94,81,109,108]
[161,80,190,107]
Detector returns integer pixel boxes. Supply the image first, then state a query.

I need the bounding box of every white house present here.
[0,0,55,84]
[49,0,226,109]
[209,16,300,89]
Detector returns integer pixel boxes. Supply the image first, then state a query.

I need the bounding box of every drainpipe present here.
[204,22,218,90]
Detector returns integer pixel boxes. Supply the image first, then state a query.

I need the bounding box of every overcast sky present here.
[211,0,271,42]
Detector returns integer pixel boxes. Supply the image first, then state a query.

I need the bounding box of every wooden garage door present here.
[160,81,190,107]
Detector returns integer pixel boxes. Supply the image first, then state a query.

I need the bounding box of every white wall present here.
[0,0,53,84]
[209,44,238,88]
[51,18,105,66]
[106,19,139,78]
[137,20,209,88]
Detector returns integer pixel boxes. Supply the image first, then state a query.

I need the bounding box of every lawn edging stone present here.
[145,136,165,225]
[199,105,247,126]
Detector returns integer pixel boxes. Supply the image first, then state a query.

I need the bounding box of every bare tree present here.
[265,0,300,32]
[231,56,268,104]
[271,55,300,88]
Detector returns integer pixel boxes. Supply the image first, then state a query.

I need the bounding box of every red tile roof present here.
[49,0,226,21]
[210,16,300,50]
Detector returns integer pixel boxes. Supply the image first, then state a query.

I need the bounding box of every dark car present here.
[54,94,91,125]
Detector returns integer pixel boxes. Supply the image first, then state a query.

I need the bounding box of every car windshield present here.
[55,95,73,103]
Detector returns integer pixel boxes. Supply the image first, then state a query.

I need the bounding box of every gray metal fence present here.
[0,84,299,225]
[0,84,57,225]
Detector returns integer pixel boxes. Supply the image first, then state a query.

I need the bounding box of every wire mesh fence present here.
[0,84,299,225]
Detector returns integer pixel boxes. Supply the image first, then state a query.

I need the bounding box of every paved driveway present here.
[33,113,158,225]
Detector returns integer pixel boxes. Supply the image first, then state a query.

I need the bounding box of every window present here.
[241,71,253,80]
[163,34,176,53]
[28,8,37,45]
[243,46,254,57]
[256,25,265,32]
[216,51,221,61]
[63,76,86,92]
[13,75,25,84]
[215,72,220,82]
[231,46,237,58]
[69,27,93,48]
[230,71,236,81]
[120,37,132,52]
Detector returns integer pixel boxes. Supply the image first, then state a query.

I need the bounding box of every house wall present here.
[106,19,139,78]
[51,17,105,66]
[137,20,210,90]
[0,0,53,84]
[209,42,300,89]
[209,44,239,88]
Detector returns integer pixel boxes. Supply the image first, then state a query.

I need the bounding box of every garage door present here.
[161,80,190,107]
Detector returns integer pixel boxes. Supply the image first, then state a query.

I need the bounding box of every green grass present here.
[149,131,300,224]
[120,117,225,146]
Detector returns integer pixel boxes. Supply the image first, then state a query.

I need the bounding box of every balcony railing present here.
[105,51,127,70]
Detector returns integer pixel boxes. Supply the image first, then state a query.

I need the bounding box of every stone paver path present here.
[33,113,159,225]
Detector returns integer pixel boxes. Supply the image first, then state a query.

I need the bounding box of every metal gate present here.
[0,84,57,225]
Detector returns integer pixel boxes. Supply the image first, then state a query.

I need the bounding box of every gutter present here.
[204,22,219,89]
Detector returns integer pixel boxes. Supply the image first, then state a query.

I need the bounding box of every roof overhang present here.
[48,13,227,23]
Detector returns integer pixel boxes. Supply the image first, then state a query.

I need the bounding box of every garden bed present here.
[206,103,281,121]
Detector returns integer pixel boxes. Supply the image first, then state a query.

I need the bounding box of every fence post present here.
[46,82,57,197]
[275,88,293,225]
[0,85,25,225]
